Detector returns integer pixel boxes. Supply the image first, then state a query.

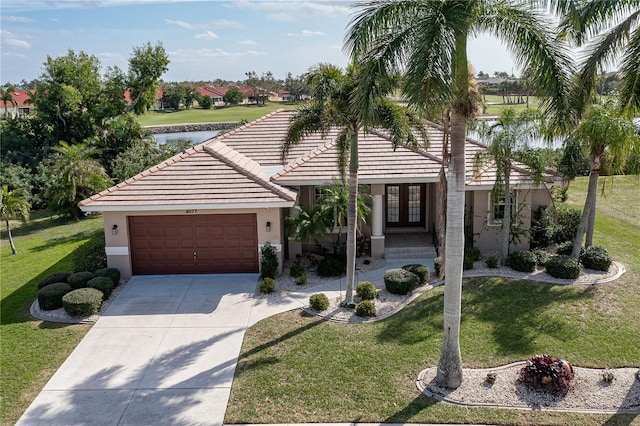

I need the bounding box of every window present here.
[488,191,517,226]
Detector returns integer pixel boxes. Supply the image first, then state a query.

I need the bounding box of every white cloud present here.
[98,52,125,61]
[1,15,35,23]
[169,48,264,61]
[238,40,256,46]
[1,51,27,59]
[195,31,219,40]
[287,30,326,38]
[213,19,244,29]
[165,18,243,31]
[1,30,31,48]
[266,13,296,22]
[166,19,196,29]
[231,0,350,16]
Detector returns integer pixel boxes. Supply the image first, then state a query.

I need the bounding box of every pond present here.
[152,130,220,145]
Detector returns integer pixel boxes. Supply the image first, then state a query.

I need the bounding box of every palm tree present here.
[282,63,425,306]
[45,141,111,219]
[1,185,31,255]
[475,108,545,264]
[1,86,17,119]
[568,103,639,258]
[555,1,640,116]
[346,0,573,388]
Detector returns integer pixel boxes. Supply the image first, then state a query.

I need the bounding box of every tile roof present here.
[0,89,34,107]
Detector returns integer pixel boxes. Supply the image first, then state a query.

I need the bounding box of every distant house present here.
[124,87,165,110]
[0,89,34,118]
[80,109,562,279]
[197,85,273,106]
[269,89,292,102]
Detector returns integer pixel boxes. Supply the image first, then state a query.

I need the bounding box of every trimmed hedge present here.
[289,262,305,278]
[356,281,377,300]
[38,272,72,290]
[67,271,95,290]
[355,300,376,317]
[72,234,107,272]
[556,240,575,256]
[62,288,103,317]
[580,245,612,271]
[309,293,329,311]
[258,277,275,293]
[546,255,581,279]
[87,277,114,300]
[95,268,121,287]
[401,264,430,283]
[383,268,419,295]
[507,250,536,273]
[531,248,553,267]
[485,256,498,268]
[37,282,73,310]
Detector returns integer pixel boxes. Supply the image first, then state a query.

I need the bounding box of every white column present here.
[372,194,383,236]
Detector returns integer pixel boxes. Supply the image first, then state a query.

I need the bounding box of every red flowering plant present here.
[518,354,574,394]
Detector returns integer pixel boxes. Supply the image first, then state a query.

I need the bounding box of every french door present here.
[385,184,426,228]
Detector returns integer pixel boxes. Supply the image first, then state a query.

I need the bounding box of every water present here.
[153,130,220,145]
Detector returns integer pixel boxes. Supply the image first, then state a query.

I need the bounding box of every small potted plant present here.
[602,370,614,382]
[485,372,497,384]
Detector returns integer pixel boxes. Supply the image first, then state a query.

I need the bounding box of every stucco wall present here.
[103,208,284,279]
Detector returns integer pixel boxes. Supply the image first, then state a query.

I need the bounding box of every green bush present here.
[465,245,482,261]
[434,257,442,277]
[289,261,305,278]
[531,248,553,267]
[72,234,107,272]
[546,255,581,279]
[580,245,612,271]
[485,255,499,268]
[309,293,329,311]
[95,268,121,287]
[401,264,430,283]
[260,243,279,279]
[507,250,536,273]
[556,240,574,256]
[383,268,420,295]
[67,271,95,289]
[258,277,275,293]
[530,205,555,249]
[38,272,72,290]
[463,256,475,270]
[62,288,103,317]
[317,253,346,277]
[552,204,581,244]
[87,277,114,300]
[296,271,307,285]
[355,300,376,317]
[37,282,73,310]
[356,281,377,300]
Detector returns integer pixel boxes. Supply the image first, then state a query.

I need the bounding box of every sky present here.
[1,0,520,86]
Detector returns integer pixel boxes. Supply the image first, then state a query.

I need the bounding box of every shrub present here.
[463,256,475,270]
[465,245,482,261]
[552,204,581,244]
[67,271,95,289]
[309,293,329,311]
[507,250,536,272]
[402,264,430,283]
[356,281,377,300]
[38,272,72,290]
[545,255,581,279]
[485,255,498,268]
[260,243,279,279]
[72,234,107,272]
[519,354,574,394]
[355,300,376,317]
[95,268,121,287]
[296,272,307,285]
[289,261,305,278]
[62,288,103,317]
[556,240,574,256]
[87,277,114,300]
[317,253,346,277]
[258,277,275,293]
[531,248,553,267]
[434,257,442,278]
[37,282,73,310]
[530,205,555,249]
[384,268,420,295]
[580,245,612,271]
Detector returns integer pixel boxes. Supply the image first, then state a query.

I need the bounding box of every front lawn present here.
[0,212,102,425]
[226,176,640,425]
[137,103,290,126]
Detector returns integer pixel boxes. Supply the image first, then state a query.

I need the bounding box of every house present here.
[79,109,561,279]
[0,89,34,118]
[269,90,293,102]
[197,85,258,107]
[124,87,165,110]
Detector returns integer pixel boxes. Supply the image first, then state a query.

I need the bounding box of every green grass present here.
[0,211,102,426]
[137,103,291,126]
[481,94,542,116]
[226,175,640,426]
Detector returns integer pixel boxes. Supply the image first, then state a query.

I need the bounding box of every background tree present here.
[45,141,111,219]
[223,86,244,105]
[1,86,17,118]
[161,82,187,110]
[346,0,573,388]
[284,72,312,101]
[1,185,30,255]
[199,93,213,109]
[283,63,425,306]
[111,138,192,182]
[126,41,169,114]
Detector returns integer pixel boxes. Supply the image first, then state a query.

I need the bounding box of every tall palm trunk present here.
[585,193,597,247]
[344,131,359,306]
[501,176,511,265]
[5,218,18,255]
[436,108,466,388]
[572,157,600,258]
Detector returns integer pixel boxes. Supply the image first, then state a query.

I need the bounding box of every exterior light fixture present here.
[111,224,118,235]
[266,221,271,232]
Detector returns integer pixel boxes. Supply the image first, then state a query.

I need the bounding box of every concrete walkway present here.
[17,259,432,426]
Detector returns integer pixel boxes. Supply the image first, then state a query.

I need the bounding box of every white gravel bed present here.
[418,364,640,413]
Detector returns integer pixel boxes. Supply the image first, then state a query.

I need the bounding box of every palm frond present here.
[282,104,330,163]
[617,26,640,115]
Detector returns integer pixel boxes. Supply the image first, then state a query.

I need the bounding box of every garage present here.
[129,214,258,275]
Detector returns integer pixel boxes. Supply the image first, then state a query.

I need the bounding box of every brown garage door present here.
[129,214,258,275]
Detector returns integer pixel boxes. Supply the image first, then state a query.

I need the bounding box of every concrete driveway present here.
[17,274,259,426]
